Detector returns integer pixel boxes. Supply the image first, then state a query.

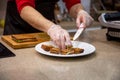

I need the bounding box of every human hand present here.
[76,10,94,28]
[47,24,72,49]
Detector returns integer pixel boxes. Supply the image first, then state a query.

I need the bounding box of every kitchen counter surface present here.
[0,29,120,80]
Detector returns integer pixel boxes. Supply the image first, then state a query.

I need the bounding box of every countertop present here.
[0,29,120,80]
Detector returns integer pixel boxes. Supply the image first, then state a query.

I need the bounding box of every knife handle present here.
[79,23,84,28]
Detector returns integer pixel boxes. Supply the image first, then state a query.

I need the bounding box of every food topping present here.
[41,44,84,55]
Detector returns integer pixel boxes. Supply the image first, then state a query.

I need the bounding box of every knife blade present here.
[73,23,84,41]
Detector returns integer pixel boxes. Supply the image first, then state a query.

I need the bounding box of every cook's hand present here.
[47,24,72,49]
[76,10,94,28]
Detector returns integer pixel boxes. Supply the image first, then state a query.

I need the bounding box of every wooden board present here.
[1,33,50,49]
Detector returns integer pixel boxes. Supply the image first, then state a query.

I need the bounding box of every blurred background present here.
[0,0,7,34]
[0,0,120,35]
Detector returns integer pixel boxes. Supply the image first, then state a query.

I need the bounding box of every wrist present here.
[77,10,88,16]
[70,3,84,18]
[47,24,61,35]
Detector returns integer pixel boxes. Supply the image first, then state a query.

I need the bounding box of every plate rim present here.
[35,41,96,57]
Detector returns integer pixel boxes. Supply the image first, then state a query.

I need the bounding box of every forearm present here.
[20,6,55,32]
[69,3,84,19]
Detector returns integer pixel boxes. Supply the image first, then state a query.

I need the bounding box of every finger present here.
[80,16,88,28]
[53,33,61,48]
[60,33,65,49]
[86,17,93,27]
[64,31,72,46]
[76,16,82,28]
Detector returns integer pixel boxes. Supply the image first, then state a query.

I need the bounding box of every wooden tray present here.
[1,33,50,49]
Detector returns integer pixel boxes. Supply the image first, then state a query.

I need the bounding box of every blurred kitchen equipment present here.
[99,12,120,41]
[0,42,15,58]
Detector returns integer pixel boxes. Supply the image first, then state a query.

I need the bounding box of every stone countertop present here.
[0,29,120,80]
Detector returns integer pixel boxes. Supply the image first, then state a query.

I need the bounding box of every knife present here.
[73,23,84,41]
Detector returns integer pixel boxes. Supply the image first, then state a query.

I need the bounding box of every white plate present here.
[35,41,96,57]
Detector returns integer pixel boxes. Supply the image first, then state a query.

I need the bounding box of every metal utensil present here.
[73,23,84,41]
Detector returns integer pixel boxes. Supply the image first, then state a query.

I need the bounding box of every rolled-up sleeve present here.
[63,0,81,11]
[16,0,35,13]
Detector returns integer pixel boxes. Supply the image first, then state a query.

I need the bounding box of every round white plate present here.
[35,41,96,57]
